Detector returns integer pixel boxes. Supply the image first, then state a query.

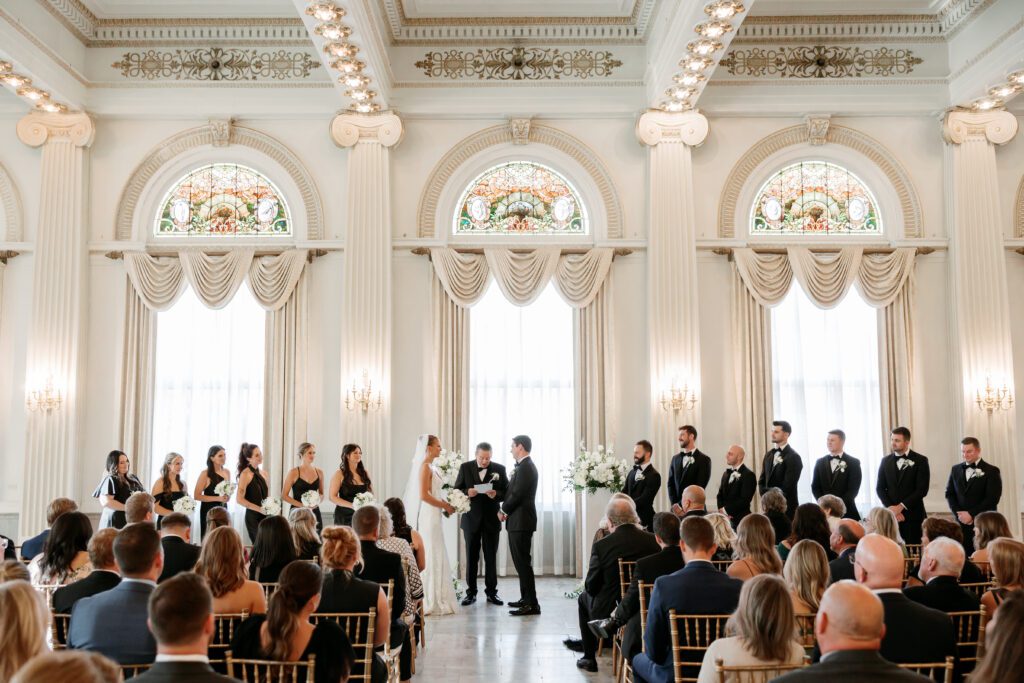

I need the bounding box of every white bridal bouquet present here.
[353,492,376,509]
[173,496,196,514]
[445,489,471,516]
[563,442,629,495]
[434,449,465,489]
[261,497,282,516]
[214,480,236,498]
[301,490,322,508]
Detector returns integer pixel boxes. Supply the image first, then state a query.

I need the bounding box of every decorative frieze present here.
[719,45,923,78]
[414,48,623,80]
[111,48,320,81]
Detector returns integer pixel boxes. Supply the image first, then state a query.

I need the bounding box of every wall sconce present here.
[659,381,698,413]
[345,370,383,413]
[26,377,63,413]
[976,377,1013,414]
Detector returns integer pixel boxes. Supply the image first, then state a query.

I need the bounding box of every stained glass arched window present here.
[751,161,881,235]
[156,163,290,236]
[455,161,586,235]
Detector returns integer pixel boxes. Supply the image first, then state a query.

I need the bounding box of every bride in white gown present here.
[402,434,457,615]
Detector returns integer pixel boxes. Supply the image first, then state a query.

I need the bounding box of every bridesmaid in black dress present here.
[236,443,269,544]
[93,450,145,529]
[194,444,231,540]
[328,444,373,527]
[152,452,187,529]
[281,442,325,532]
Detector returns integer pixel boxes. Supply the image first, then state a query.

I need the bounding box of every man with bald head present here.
[828,519,864,584]
[853,534,955,665]
[903,536,980,613]
[772,582,931,682]
[677,485,707,518]
[716,445,756,527]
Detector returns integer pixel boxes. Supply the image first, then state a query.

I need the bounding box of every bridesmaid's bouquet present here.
[261,497,282,516]
[301,490,321,508]
[434,449,465,490]
[214,480,236,498]
[353,492,376,509]
[563,442,628,494]
[444,489,471,516]
[173,496,196,514]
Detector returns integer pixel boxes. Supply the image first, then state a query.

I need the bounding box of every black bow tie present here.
[514,461,521,468]
[773,448,782,455]
[478,467,488,471]
[831,454,842,459]
[965,463,977,470]
[726,467,736,473]
[633,464,643,471]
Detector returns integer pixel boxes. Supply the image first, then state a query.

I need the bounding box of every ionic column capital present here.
[942,110,1018,146]
[17,111,95,148]
[636,110,709,147]
[331,112,404,149]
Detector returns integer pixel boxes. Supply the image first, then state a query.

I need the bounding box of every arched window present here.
[751,161,881,235]
[155,163,290,236]
[454,161,587,235]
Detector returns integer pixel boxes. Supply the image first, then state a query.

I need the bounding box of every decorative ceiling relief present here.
[111,48,320,81]
[414,48,623,80]
[719,46,923,78]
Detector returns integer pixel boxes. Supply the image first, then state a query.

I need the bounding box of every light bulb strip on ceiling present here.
[0,61,70,113]
[304,0,382,114]
[957,69,1024,112]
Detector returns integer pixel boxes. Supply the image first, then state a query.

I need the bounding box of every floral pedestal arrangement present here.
[564,443,629,577]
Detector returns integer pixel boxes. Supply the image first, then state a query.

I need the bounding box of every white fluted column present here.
[942,110,1020,534]
[331,112,403,491]
[637,111,709,505]
[17,112,95,539]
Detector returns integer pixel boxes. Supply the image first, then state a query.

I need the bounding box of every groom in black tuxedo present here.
[945,436,1002,556]
[500,434,540,616]
[454,442,509,606]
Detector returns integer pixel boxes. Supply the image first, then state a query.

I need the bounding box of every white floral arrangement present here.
[214,480,236,498]
[173,496,196,514]
[353,492,376,509]
[445,488,471,516]
[301,490,321,508]
[434,449,466,490]
[563,442,628,495]
[261,497,282,516]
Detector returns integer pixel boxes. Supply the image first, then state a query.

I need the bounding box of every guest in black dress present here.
[231,561,355,683]
[329,444,372,527]
[761,487,793,544]
[249,516,298,584]
[282,443,325,533]
[93,450,145,529]
[194,444,231,540]
[236,443,269,544]
[152,452,186,529]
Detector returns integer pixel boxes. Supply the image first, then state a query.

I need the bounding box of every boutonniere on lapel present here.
[834,461,847,473]
[490,472,500,483]
[896,456,914,470]
[682,455,694,468]
[729,470,741,483]
[635,470,645,482]
[773,453,784,466]
[966,466,985,481]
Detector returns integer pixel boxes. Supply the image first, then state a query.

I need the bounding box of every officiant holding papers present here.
[454,442,509,606]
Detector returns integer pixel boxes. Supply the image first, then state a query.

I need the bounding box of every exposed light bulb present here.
[988,84,1020,99]
[339,73,370,88]
[314,22,352,41]
[687,39,723,56]
[666,86,696,101]
[971,97,1002,111]
[0,61,11,74]
[673,71,706,87]
[330,58,365,74]
[695,20,732,38]
[1008,70,1024,86]
[704,1,745,20]
[346,88,376,102]
[324,42,359,58]
[679,55,714,72]
[305,2,345,22]
[37,100,66,113]
[1,73,30,88]
[662,100,686,112]
[351,101,381,113]
[17,86,46,101]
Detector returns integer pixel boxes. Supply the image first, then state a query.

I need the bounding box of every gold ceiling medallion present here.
[111,48,319,81]
[414,48,622,80]
[719,46,923,78]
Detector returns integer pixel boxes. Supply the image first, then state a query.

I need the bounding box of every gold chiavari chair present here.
[208,611,249,671]
[120,663,153,680]
[903,556,917,581]
[905,544,923,561]
[621,581,656,683]
[377,580,400,683]
[714,656,810,683]
[960,581,995,599]
[897,656,954,683]
[949,607,986,670]
[711,560,732,573]
[972,561,993,582]
[611,560,638,677]
[32,583,59,607]
[668,611,731,683]
[49,611,72,650]
[793,613,816,652]
[311,611,376,682]
[260,582,279,601]
[226,652,315,683]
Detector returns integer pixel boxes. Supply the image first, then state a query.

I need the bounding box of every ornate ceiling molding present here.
[719,46,924,78]
[414,48,623,81]
[110,48,321,81]
[0,161,24,242]
[717,124,922,239]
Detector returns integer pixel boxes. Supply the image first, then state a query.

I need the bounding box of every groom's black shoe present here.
[587,616,623,640]
[461,593,477,606]
[509,604,541,616]
[576,657,598,673]
[508,599,524,608]
[563,638,585,652]
[486,594,504,606]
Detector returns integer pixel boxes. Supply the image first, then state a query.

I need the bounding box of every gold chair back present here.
[793,613,816,651]
[379,578,395,619]
[226,652,315,683]
[905,544,923,561]
[120,663,153,680]
[897,657,953,683]
[714,656,809,683]
[638,581,655,652]
[711,560,732,573]
[949,607,986,667]
[49,612,72,649]
[960,581,994,598]
[31,583,58,607]
[618,559,637,599]
[668,611,730,683]
[972,561,992,581]
[310,610,376,682]
[260,582,279,601]
[208,612,249,668]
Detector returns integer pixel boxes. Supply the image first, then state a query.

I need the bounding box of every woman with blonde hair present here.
[0,580,49,682]
[981,537,1024,622]
[866,507,907,555]
[289,507,322,560]
[783,539,829,614]
[727,514,783,581]
[696,574,804,682]
[0,560,31,584]
[706,512,738,563]
[193,526,266,615]
[11,651,121,683]
[971,511,1012,566]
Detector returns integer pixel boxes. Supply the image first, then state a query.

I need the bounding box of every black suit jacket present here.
[903,575,981,613]
[454,460,508,534]
[356,540,406,626]
[502,456,538,533]
[758,444,803,517]
[876,451,930,534]
[130,661,238,683]
[772,649,932,683]
[52,570,121,614]
[667,450,711,505]
[614,546,684,622]
[584,524,660,619]
[811,453,862,521]
[716,465,756,524]
[828,547,856,585]
[159,536,201,583]
[623,464,661,530]
[876,591,955,664]
[945,459,1001,518]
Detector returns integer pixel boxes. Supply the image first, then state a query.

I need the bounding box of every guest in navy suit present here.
[945,437,1002,556]
[631,516,743,683]
[21,497,78,560]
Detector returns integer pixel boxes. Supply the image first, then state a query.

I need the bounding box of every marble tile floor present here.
[414,577,619,683]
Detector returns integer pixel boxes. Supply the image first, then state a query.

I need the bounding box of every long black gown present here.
[333,478,370,527]
[243,466,269,544]
[199,471,228,539]
[291,472,323,532]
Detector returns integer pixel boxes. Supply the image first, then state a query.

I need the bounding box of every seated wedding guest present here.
[865,507,907,556]
[352,506,407,649]
[10,651,122,683]
[376,506,423,620]
[329,444,372,527]
[828,520,865,584]
[631,516,743,683]
[969,590,1024,683]
[779,503,837,563]
[290,507,322,560]
[231,561,355,683]
[853,534,955,664]
[761,488,792,544]
[0,580,49,682]
[727,514,783,581]
[716,445,757,528]
[248,516,298,583]
[194,445,231,541]
[151,452,187,529]
[383,498,425,572]
[29,510,93,586]
[319,526,389,683]
[785,539,829,614]
[696,574,805,683]
[594,493,639,543]
[565,498,659,672]
[126,491,156,525]
[281,443,325,533]
[204,507,230,536]
[194,526,266,615]
[903,536,980,614]
[68,522,162,664]
[970,510,1012,567]
[589,512,685,663]
[94,450,146,530]
[771,582,931,683]
[817,495,846,534]
[904,517,984,587]
[158,512,200,583]
[0,559,31,583]
[677,485,707,518]
[706,512,738,563]
[128,573,238,683]
[980,537,1024,621]
[53,528,120,614]
[21,497,77,560]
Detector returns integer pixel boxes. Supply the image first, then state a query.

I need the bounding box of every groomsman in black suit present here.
[454,442,509,606]
[758,420,803,519]
[715,445,756,527]
[944,436,1001,556]
[811,429,862,521]
[500,435,540,616]
[876,427,930,545]
[667,426,711,513]
[623,440,661,530]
